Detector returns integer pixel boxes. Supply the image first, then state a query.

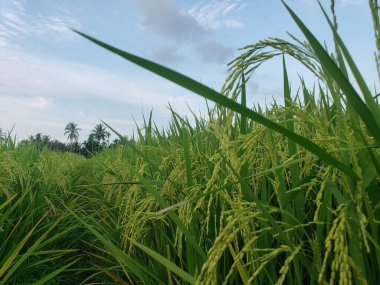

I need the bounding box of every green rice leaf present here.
[282,1,380,146]
[129,238,196,285]
[31,259,79,285]
[73,30,359,180]
[318,0,380,128]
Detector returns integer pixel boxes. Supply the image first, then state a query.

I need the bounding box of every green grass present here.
[1,1,379,284]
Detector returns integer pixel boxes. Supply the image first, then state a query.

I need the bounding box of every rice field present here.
[0,2,379,284]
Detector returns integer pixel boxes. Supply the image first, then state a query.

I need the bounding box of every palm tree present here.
[91,123,110,144]
[35,133,42,143]
[64,122,81,143]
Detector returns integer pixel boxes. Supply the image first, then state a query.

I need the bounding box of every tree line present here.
[18,122,124,157]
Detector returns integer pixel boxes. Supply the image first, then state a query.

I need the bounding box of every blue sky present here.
[0,0,376,141]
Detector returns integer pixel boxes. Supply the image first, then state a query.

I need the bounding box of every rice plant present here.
[0,1,379,284]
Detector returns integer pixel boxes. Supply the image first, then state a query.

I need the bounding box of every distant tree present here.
[35,133,42,143]
[82,133,102,156]
[91,124,110,145]
[19,132,69,153]
[69,141,82,154]
[64,122,81,143]
[42,135,51,144]
[109,135,128,148]
[106,131,111,145]
[20,133,50,150]
[110,138,121,147]
[49,139,67,152]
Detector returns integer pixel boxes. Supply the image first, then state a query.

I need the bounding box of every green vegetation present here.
[1,1,379,284]
[19,123,119,157]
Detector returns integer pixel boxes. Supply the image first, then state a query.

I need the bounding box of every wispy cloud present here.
[188,0,245,30]
[137,0,204,41]
[0,0,81,47]
[0,0,27,45]
[33,15,81,41]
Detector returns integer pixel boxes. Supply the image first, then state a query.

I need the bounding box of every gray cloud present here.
[137,0,204,41]
[151,46,183,64]
[136,0,238,65]
[197,41,233,64]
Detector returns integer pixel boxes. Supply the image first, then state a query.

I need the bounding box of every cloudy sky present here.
[0,0,376,141]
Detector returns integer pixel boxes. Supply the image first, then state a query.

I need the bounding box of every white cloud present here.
[0,46,204,140]
[0,94,61,140]
[0,47,180,106]
[0,95,52,113]
[188,0,245,30]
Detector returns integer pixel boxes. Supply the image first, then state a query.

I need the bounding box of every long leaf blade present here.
[282,1,380,146]
[73,30,358,179]
[129,238,196,285]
